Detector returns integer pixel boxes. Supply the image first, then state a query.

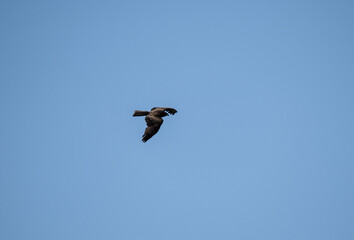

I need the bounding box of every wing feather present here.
[142,116,163,142]
[150,107,177,115]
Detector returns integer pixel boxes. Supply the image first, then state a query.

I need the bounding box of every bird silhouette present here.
[133,107,177,142]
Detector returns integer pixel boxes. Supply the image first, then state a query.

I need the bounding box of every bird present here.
[133,107,177,142]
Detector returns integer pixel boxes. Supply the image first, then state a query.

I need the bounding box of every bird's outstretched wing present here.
[142,116,163,142]
[150,107,177,115]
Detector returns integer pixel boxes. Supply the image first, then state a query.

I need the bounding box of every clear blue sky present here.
[1,1,354,239]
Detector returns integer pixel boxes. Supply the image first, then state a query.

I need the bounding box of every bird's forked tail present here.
[133,110,149,117]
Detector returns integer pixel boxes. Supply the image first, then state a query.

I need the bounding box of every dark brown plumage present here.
[133,107,177,142]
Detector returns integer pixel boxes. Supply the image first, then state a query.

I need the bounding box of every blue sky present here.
[1,0,354,239]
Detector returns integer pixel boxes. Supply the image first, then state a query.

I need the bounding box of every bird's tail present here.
[133,110,149,117]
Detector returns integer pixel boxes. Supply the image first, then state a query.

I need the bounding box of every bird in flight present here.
[133,107,177,142]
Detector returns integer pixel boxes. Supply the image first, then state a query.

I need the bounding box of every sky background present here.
[1,0,354,239]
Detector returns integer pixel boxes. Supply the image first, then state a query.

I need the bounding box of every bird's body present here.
[133,107,177,142]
